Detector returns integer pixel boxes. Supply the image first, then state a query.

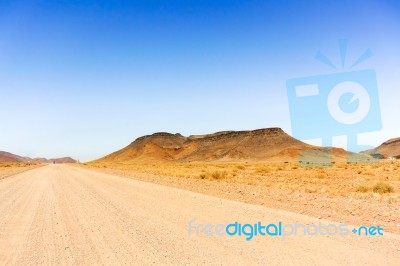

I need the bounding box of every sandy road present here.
[0,165,399,265]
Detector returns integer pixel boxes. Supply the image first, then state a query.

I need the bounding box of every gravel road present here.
[0,165,399,265]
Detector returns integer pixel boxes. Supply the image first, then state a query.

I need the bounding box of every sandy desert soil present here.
[83,161,400,234]
[0,164,399,265]
[0,163,43,180]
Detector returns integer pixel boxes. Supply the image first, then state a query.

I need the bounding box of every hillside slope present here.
[362,138,400,159]
[0,151,30,162]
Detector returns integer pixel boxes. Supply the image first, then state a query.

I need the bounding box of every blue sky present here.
[0,0,399,161]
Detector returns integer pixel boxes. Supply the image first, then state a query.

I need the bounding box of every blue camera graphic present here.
[287,41,382,166]
[287,70,381,139]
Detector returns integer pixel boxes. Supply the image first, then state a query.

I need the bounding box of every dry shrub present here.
[372,182,394,194]
[356,185,370,193]
[211,170,228,180]
[256,166,271,174]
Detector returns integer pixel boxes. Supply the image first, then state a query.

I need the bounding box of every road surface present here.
[0,165,399,265]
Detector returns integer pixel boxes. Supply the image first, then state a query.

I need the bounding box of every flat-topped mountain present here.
[95,128,365,163]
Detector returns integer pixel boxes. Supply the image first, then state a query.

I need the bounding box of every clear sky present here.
[1,0,399,162]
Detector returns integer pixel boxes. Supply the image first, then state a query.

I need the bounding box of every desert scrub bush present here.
[199,170,228,180]
[315,169,326,179]
[305,187,317,193]
[236,165,246,170]
[363,171,375,176]
[316,173,326,179]
[256,166,271,174]
[355,185,370,193]
[372,182,394,194]
[370,164,381,169]
[210,170,228,180]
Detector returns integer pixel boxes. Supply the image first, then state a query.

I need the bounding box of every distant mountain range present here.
[94,127,372,163]
[0,151,76,164]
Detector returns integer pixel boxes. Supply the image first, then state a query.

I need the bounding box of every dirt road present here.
[0,165,399,265]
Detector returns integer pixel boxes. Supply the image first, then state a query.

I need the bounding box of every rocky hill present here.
[95,128,367,163]
[362,138,400,159]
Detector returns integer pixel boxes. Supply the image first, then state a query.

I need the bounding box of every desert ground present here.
[0,163,42,180]
[84,161,400,234]
[0,163,399,265]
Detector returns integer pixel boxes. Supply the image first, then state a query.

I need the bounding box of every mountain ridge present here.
[0,151,77,164]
